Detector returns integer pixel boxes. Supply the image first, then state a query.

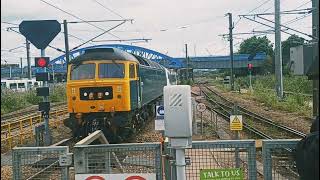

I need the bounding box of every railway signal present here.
[35,57,50,68]
[248,63,253,90]
[248,63,253,71]
[19,20,61,146]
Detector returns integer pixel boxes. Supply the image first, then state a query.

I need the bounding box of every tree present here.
[281,35,305,75]
[238,36,274,56]
[238,36,274,74]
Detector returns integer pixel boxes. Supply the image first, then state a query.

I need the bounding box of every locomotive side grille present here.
[79,87,113,100]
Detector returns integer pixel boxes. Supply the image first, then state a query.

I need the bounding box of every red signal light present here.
[248,63,253,70]
[38,58,47,67]
[35,57,49,68]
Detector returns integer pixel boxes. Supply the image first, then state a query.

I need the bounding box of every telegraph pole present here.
[20,58,23,77]
[227,13,235,91]
[26,39,31,79]
[274,0,284,99]
[63,20,70,70]
[185,44,189,82]
[312,0,319,116]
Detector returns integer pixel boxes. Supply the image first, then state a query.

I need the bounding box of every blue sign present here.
[156,105,164,117]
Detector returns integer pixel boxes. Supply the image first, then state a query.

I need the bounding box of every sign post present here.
[196,103,206,135]
[230,105,242,168]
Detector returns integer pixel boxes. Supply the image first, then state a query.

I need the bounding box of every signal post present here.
[19,20,61,146]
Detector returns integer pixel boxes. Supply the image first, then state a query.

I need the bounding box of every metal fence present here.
[73,142,162,179]
[164,140,257,180]
[1,106,67,152]
[262,139,300,180]
[12,146,70,180]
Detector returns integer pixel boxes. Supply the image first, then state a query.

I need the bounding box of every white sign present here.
[155,119,165,130]
[75,173,156,180]
[196,103,206,112]
[230,115,243,131]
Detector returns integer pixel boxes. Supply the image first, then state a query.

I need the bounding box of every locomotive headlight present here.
[97,92,103,99]
[89,92,94,100]
[84,92,88,97]
[105,92,109,96]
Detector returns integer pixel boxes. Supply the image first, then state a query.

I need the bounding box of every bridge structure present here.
[1,44,267,77]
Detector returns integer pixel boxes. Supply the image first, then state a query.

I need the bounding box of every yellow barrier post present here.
[30,117,34,140]
[19,120,23,144]
[8,124,12,149]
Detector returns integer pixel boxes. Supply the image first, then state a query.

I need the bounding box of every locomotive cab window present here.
[129,63,136,78]
[99,63,125,78]
[70,63,95,80]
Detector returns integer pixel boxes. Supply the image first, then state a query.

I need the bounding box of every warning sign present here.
[230,115,243,131]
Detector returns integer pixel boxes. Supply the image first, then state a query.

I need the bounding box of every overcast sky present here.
[1,0,313,64]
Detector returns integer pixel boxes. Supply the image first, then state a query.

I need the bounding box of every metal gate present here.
[73,142,163,179]
[164,140,257,180]
[12,146,70,180]
[262,139,300,180]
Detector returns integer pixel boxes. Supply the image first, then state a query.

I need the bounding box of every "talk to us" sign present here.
[200,168,244,180]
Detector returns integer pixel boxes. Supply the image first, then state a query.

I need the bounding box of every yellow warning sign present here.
[230,115,243,131]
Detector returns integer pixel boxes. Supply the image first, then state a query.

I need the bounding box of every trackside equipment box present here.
[164,85,192,138]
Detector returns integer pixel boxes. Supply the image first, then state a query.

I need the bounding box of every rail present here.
[198,85,306,139]
[1,102,66,123]
[1,106,68,151]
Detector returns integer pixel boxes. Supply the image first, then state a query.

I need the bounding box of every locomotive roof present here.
[70,47,165,69]
[70,48,139,63]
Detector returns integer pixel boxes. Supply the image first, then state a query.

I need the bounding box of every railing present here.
[11,139,303,180]
[1,107,68,151]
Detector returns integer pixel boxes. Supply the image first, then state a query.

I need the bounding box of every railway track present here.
[1,105,69,152]
[1,102,67,124]
[195,85,306,139]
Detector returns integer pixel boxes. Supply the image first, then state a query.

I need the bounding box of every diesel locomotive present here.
[64,47,176,142]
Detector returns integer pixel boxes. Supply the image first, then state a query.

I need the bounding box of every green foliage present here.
[1,85,67,115]
[238,36,274,74]
[238,36,274,57]
[1,90,29,114]
[49,85,67,102]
